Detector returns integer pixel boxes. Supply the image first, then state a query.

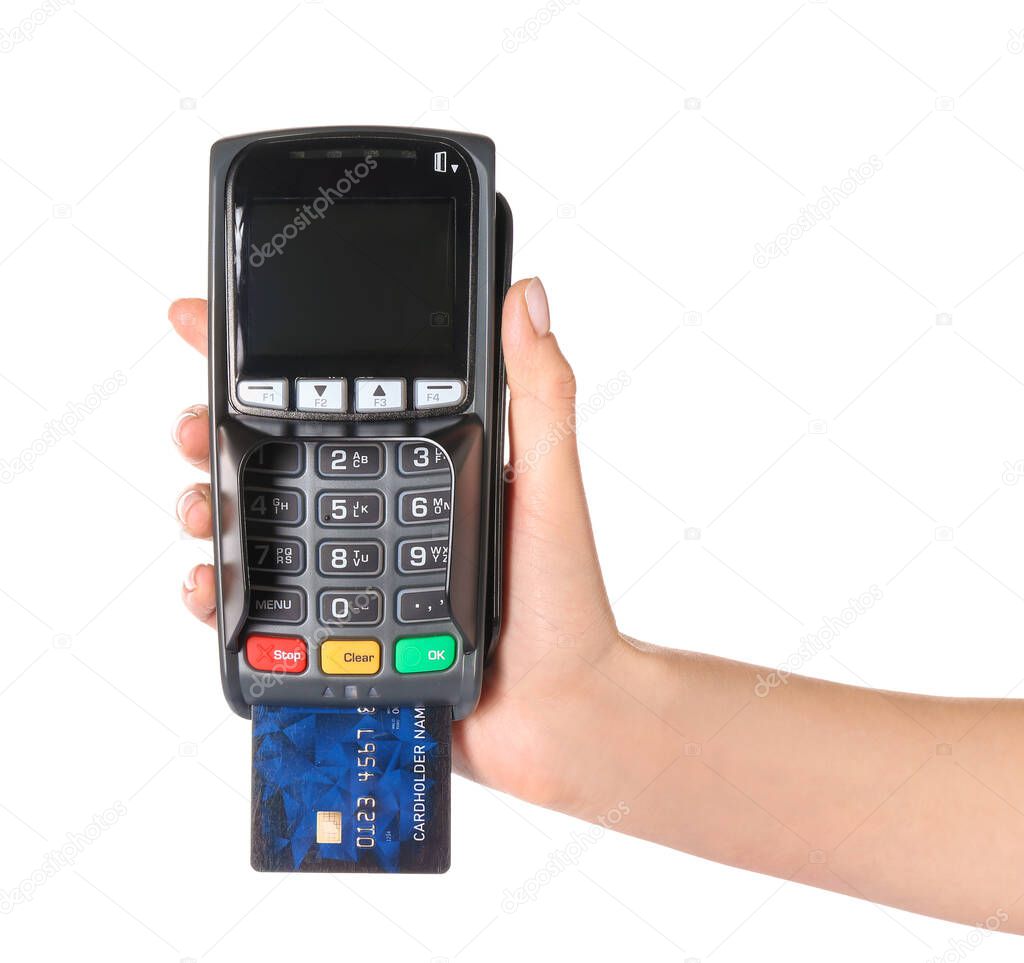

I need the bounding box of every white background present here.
[1,0,1023,959]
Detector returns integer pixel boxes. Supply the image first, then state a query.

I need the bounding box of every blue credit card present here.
[251,704,451,873]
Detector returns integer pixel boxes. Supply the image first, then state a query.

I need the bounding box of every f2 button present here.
[245,634,307,673]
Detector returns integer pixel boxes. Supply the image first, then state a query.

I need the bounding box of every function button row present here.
[237,378,467,414]
[244,486,303,525]
[317,491,383,527]
[244,634,457,676]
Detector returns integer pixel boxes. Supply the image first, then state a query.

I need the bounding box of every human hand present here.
[171,278,647,817]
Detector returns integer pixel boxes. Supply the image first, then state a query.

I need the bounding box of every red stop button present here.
[245,634,307,673]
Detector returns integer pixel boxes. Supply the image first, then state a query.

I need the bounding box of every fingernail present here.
[183,565,200,593]
[172,409,198,448]
[525,277,550,336]
[176,489,204,529]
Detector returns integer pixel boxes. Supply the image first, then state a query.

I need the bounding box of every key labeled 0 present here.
[319,589,382,626]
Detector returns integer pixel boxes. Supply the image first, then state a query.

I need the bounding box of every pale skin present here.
[171,279,1024,933]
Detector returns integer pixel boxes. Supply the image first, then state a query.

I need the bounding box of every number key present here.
[245,442,303,476]
[319,589,382,626]
[317,443,383,478]
[247,537,305,575]
[398,442,449,475]
[317,491,383,527]
[317,540,384,577]
[398,537,449,574]
[398,488,452,525]
[244,486,303,525]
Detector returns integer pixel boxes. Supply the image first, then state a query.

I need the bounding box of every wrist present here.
[557,634,688,823]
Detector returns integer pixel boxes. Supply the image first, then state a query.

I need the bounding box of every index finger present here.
[169,298,208,356]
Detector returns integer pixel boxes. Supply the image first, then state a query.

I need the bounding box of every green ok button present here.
[395,634,457,674]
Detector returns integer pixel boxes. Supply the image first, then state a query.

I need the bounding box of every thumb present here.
[497,276,617,664]
[502,277,581,493]
[501,278,612,632]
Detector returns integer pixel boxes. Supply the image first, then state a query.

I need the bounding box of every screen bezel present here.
[226,133,477,414]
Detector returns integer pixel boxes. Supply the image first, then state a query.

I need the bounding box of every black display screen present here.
[237,196,463,378]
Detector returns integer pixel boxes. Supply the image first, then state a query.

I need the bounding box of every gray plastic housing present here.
[208,127,510,719]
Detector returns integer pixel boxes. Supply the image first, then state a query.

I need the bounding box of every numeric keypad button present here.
[317,491,383,527]
[317,443,383,478]
[244,486,304,525]
[398,488,452,525]
[247,537,305,575]
[397,587,449,623]
[245,442,303,476]
[317,540,384,577]
[318,589,382,626]
[398,442,449,475]
[397,537,449,574]
[249,587,305,624]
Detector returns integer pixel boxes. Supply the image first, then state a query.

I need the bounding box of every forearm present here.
[572,638,1024,932]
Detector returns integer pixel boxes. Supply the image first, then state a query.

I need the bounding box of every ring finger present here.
[176,483,213,538]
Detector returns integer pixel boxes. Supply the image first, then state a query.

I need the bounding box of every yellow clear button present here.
[321,639,381,675]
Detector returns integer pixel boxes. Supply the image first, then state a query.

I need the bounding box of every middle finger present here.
[173,404,210,470]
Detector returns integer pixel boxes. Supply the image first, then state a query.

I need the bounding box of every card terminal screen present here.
[239,198,457,373]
